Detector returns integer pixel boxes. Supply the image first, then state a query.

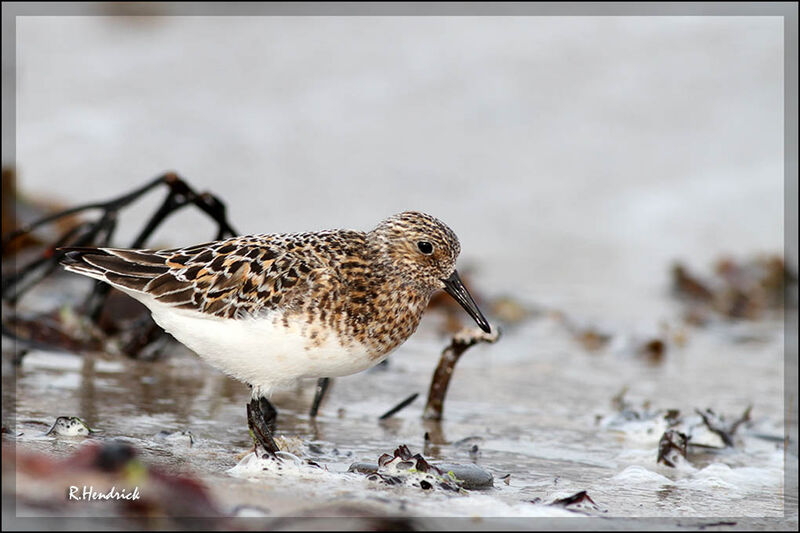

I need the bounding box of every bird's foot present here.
[247,397,280,458]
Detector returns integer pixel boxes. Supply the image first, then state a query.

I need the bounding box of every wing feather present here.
[59,231,358,319]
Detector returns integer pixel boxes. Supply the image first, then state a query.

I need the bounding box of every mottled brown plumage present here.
[60,211,490,455]
[62,212,486,359]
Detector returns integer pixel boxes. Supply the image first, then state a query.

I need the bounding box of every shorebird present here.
[60,211,491,455]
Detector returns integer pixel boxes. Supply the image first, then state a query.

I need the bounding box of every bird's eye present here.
[417,241,434,255]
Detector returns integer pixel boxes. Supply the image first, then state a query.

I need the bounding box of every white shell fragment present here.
[45,416,95,437]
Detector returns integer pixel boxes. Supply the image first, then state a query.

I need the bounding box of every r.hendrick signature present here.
[68,485,141,501]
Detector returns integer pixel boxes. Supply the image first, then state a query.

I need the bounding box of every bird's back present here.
[60,230,367,320]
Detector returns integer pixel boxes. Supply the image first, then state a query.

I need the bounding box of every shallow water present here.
[4,281,790,523]
[5,12,795,529]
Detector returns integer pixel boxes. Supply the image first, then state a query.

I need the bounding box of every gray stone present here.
[436,463,494,490]
[347,461,493,490]
[348,462,378,475]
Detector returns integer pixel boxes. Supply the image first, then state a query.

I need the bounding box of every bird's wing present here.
[59,233,338,319]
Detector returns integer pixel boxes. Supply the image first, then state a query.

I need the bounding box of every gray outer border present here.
[1,2,797,530]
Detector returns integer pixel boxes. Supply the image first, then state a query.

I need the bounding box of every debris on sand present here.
[672,263,715,302]
[45,416,96,437]
[154,430,195,447]
[601,390,756,467]
[574,326,614,352]
[671,255,795,321]
[695,406,752,448]
[378,392,419,420]
[550,311,613,352]
[657,429,689,467]
[548,490,604,513]
[423,327,500,421]
[529,490,604,514]
[636,337,666,363]
[2,172,238,361]
[348,444,493,491]
[553,311,670,363]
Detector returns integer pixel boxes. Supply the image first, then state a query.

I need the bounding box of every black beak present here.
[441,270,491,333]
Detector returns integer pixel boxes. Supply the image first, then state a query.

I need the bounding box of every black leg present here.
[309,377,331,418]
[247,397,280,456]
[257,396,278,433]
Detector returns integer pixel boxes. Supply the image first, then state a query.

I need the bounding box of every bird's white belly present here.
[146,301,378,396]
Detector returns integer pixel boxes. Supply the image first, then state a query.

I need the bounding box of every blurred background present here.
[9,12,788,314]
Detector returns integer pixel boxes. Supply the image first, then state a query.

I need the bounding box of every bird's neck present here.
[339,240,432,356]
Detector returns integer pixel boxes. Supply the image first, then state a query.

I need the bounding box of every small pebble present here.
[45,416,94,437]
[155,430,194,446]
[437,463,494,490]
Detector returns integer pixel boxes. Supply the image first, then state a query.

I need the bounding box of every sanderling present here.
[60,211,491,455]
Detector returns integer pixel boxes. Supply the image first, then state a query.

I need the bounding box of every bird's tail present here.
[58,247,170,293]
